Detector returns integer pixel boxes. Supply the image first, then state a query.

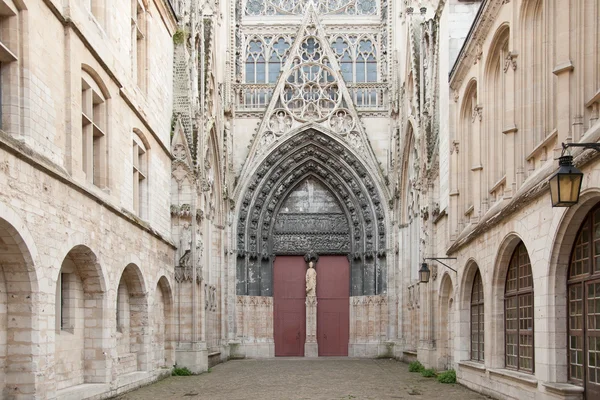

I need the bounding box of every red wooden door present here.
[273,256,305,356]
[317,255,349,356]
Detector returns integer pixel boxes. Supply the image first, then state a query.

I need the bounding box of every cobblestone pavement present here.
[114,359,490,400]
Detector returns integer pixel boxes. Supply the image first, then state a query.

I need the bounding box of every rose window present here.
[280,37,341,122]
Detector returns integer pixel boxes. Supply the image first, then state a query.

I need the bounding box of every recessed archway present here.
[235,128,387,297]
[153,276,174,368]
[116,263,149,374]
[55,245,107,389]
[0,215,38,397]
[438,273,455,370]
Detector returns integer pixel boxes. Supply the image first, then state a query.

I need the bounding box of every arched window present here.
[332,37,352,82]
[485,28,509,201]
[245,39,265,83]
[471,269,484,361]
[132,131,148,218]
[81,72,108,187]
[356,39,377,83]
[568,204,600,395]
[131,0,147,91]
[459,81,478,223]
[268,37,290,83]
[504,242,534,372]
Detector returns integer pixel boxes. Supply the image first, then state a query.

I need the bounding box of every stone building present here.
[0,0,177,398]
[2,0,600,399]
[425,1,600,399]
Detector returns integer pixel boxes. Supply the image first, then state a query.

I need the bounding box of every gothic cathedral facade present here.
[0,0,599,399]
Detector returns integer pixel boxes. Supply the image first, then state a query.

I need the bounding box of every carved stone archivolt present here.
[236,129,387,297]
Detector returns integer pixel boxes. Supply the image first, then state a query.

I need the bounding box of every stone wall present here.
[0,0,177,398]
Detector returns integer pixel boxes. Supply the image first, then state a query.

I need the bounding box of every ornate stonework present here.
[235,128,387,296]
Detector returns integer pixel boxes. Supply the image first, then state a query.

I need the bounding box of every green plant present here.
[408,360,425,372]
[437,369,456,384]
[421,368,436,378]
[173,29,187,45]
[172,366,192,376]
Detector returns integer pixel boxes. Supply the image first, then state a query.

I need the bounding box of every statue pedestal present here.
[305,295,318,357]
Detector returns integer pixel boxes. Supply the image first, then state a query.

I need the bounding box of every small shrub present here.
[172,366,192,376]
[437,369,456,384]
[421,368,436,378]
[173,29,187,45]
[408,361,425,372]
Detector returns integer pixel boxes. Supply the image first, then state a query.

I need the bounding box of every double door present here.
[273,255,349,356]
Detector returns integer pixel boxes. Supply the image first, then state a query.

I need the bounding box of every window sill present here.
[541,382,584,396]
[457,360,486,372]
[488,368,538,387]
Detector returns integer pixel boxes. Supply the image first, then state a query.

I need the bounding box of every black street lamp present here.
[549,142,600,207]
[419,263,430,284]
[418,258,457,284]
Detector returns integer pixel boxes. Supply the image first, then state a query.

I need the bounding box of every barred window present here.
[505,242,534,372]
[471,269,484,361]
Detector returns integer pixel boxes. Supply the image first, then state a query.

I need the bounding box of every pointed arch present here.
[235,128,387,297]
[153,276,174,368]
[439,272,455,369]
[241,7,385,177]
[457,259,485,363]
[484,24,510,198]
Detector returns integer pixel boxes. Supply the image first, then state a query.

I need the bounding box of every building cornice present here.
[447,123,600,254]
[154,0,178,35]
[449,0,503,89]
[0,130,177,250]
[42,0,174,157]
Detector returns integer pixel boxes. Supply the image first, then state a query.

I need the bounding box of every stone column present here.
[305,295,318,357]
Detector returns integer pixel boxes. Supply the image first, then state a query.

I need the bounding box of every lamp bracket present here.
[561,142,600,156]
[423,257,458,274]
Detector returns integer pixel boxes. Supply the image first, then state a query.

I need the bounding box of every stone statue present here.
[306,261,317,296]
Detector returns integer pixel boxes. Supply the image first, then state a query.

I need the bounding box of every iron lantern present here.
[419,263,430,284]
[549,155,583,207]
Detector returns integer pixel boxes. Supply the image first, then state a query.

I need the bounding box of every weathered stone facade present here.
[2,0,600,399]
[0,0,177,398]
[401,1,600,400]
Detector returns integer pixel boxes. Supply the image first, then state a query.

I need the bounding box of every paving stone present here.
[114,359,489,400]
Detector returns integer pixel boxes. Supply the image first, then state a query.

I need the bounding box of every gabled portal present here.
[241,2,382,177]
[236,129,387,297]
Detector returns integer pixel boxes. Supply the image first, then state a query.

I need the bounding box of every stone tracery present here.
[244,0,378,16]
[236,129,386,297]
